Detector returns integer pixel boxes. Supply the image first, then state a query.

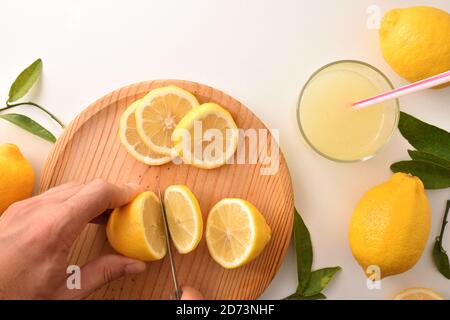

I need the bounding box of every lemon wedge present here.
[164,185,203,254]
[135,86,199,156]
[393,287,444,300]
[119,99,172,166]
[106,191,167,261]
[205,198,271,269]
[172,103,239,169]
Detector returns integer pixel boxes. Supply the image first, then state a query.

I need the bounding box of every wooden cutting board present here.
[39,80,294,300]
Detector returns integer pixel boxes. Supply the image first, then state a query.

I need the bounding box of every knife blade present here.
[158,188,182,300]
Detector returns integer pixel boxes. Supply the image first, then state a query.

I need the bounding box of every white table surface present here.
[0,0,449,300]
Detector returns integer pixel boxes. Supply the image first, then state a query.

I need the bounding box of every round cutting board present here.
[39,80,294,300]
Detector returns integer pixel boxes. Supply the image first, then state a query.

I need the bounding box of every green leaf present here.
[0,113,55,143]
[284,292,326,300]
[293,208,313,294]
[433,240,450,279]
[303,267,342,297]
[408,150,450,169]
[398,112,450,161]
[8,58,42,102]
[391,160,450,189]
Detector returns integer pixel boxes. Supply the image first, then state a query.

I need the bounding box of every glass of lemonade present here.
[297,60,399,162]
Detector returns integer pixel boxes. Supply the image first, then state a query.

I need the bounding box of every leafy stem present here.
[437,200,450,248]
[284,208,341,300]
[433,200,450,279]
[0,58,64,143]
[1,101,65,128]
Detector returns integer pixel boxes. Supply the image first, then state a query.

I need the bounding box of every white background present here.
[0,0,449,300]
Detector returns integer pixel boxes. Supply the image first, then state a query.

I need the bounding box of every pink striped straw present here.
[352,70,450,109]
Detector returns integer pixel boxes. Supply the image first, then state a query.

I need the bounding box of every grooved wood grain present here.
[38,80,294,300]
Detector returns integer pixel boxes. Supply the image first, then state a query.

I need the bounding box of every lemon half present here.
[205,198,271,269]
[106,191,167,261]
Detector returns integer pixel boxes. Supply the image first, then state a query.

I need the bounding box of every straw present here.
[352,70,450,109]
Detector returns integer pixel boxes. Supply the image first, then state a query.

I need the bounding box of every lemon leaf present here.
[283,292,326,300]
[0,113,56,143]
[398,112,450,161]
[293,208,313,294]
[408,150,450,169]
[286,208,342,300]
[391,160,450,189]
[303,267,341,297]
[8,58,42,103]
[433,241,450,279]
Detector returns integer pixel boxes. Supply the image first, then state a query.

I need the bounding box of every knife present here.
[158,188,182,300]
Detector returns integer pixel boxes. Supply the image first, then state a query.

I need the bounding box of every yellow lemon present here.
[119,99,172,166]
[394,287,444,300]
[164,185,203,254]
[380,6,450,88]
[205,198,271,269]
[135,86,199,156]
[106,191,167,261]
[349,173,430,278]
[172,103,239,169]
[0,144,35,214]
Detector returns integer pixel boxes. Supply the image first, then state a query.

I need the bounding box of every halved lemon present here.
[106,191,167,261]
[135,86,199,156]
[172,103,239,169]
[205,198,271,269]
[164,185,203,254]
[119,99,172,166]
[393,287,444,300]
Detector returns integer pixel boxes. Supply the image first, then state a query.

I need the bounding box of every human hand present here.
[181,286,204,300]
[0,179,146,299]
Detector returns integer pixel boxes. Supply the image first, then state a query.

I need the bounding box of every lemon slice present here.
[119,99,172,166]
[135,86,199,156]
[205,198,271,269]
[164,185,203,254]
[106,191,167,261]
[393,288,444,300]
[172,103,239,169]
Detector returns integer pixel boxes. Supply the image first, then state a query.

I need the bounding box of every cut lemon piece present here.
[205,198,271,269]
[119,99,172,166]
[393,287,444,300]
[135,86,199,156]
[164,185,203,254]
[106,191,167,261]
[172,103,239,169]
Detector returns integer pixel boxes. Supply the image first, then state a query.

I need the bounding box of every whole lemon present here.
[349,173,430,278]
[380,6,450,87]
[0,144,35,214]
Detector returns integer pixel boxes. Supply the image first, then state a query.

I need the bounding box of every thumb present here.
[60,254,146,299]
[181,286,204,300]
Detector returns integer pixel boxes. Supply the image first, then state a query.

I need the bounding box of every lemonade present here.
[297,61,399,162]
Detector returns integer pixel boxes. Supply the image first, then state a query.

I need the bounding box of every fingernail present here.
[124,261,146,275]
